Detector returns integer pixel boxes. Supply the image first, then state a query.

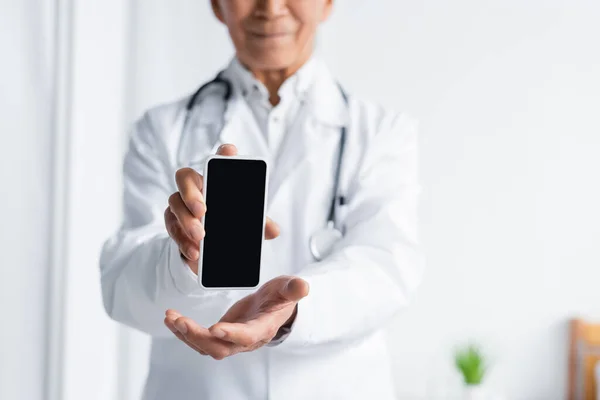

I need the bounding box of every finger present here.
[164,313,207,355]
[175,168,206,219]
[164,311,184,335]
[179,336,208,355]
[209,320,276,347]
[171,329,208,355]
[164,314,178,334]
[166,309,182,318]
[279,277,310,302]
[171,316,215,355]
[168,193,205,243]
[264,216,280,240]
[164,207,200,261]
[172,331,207,355]
[216,143,238,156]
[173,316,235,360]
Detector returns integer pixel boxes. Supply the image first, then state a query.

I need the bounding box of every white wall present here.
[61,2,129,400]
[0,2,134,400]
[0,1,53,399]
[354,2,600,398]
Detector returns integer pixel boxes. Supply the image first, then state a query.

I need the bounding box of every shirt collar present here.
[227,56,318,105]
[219,56,349,127]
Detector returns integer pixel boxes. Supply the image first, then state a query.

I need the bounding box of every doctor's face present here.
[211,0,333,71]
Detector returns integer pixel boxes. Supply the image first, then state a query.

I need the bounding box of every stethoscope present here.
[183,74,348,261]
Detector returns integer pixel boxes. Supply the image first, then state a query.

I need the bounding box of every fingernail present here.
[175,320,188,335]
[211,328,226,339]
[190,222,204,242]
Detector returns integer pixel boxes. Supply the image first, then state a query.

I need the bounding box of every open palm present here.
[164,276,309,359]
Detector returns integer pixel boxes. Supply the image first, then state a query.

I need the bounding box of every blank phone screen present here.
[200,158,267,288]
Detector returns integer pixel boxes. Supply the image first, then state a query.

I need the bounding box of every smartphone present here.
[198,156,268,289]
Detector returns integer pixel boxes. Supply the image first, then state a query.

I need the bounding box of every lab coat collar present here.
[265,62,350,205]
[181,76,269,165]
[305,61,349,128]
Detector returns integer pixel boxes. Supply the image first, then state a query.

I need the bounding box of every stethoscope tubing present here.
[183,74,349,260]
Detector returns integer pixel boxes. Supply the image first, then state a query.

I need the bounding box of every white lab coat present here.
[100,60,423,400]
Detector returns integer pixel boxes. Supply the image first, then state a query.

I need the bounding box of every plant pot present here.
[463,385,488,400]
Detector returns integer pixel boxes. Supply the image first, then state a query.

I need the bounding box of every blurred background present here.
[2,0,600,399]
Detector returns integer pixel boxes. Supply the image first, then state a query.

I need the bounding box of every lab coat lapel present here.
[177,95,222,170]
[218,63,270,159]
[179,93,269,172]
[268,64,349,206]
[219,96,270,159]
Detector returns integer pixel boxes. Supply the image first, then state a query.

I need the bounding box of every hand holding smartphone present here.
[199,154,269,289]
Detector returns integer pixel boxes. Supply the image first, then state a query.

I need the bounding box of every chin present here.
[244,50,301,71]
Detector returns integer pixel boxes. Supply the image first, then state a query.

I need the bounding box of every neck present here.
[244,49,313,106]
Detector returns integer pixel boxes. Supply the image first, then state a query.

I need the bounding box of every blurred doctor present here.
[100,0,422,399]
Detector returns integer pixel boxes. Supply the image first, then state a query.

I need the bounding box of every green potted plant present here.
[454,344,487,400]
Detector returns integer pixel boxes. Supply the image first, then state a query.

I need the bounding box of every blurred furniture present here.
[596,361,600,400]
[569,319,600,400]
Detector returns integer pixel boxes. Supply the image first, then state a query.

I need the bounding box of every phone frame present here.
[198,155,269,290]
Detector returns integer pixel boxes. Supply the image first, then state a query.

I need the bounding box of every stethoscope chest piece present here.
[309,221,343,261]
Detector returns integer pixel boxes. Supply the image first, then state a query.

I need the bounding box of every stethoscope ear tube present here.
[186,74,232,111]
[315,123,347,262]
[326,125,346,225]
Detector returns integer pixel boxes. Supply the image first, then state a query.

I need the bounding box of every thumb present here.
[216,143,237,156]
[279,277,309,302]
